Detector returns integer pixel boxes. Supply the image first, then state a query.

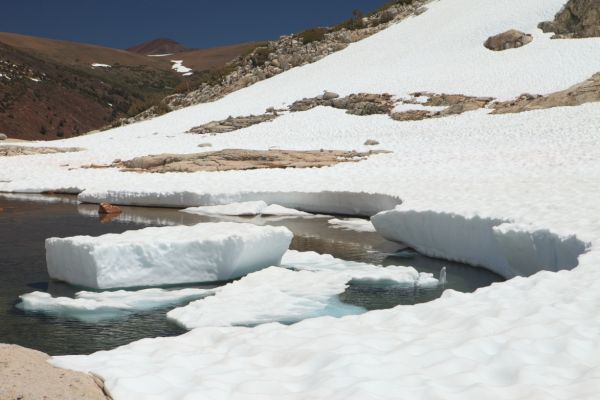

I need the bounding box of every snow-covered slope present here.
[3,0,600,398]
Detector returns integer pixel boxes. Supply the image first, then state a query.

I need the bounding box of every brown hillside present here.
[127,38,189,55]
[0,33,258,140]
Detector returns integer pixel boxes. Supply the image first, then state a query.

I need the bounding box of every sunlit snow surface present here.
[1,0,599,398]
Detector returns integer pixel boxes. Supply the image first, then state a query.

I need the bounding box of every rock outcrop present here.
[112,149,390,173]
[492,72,600,114]
[0,145,82,156]
[484,30,533,51]
[188,113,278,134]
[290,92,395,115]
[0,344,110,400]
[539,0,600,38]
[391,93,494,121]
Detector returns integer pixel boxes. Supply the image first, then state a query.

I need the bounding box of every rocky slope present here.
[0,34,257,140]
[119,0,429,126]
[539,0,600,38]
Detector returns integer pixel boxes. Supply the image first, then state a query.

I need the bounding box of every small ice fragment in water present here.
[439,266,447,286]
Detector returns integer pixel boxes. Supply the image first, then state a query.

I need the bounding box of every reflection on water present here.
[0,194,503,355]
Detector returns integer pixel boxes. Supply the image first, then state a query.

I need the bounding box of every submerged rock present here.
[98,202,121,215]
[0,344,108,400]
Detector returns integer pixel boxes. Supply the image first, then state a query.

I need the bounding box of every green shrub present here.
[249,46,272,67]
[296,28,329,44]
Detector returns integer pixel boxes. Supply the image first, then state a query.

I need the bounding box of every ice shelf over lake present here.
[46,222,293,289]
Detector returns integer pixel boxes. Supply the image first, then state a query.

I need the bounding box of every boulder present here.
[364,139,380,146]
[539,0,600,38]
[0,133,7,140]
[98,203,122,215]
[484,29,533,51]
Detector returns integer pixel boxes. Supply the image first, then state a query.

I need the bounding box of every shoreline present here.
[0,343,111,400]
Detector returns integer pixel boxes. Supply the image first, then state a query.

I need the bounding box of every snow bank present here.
[18,288,212,322]
[372,209,589,279]
[45,222,293,289]
[168,250,437,329]
[80,190,402,217]
[182,200,310,217]
[328,218,376,233]
[170,60,192,76]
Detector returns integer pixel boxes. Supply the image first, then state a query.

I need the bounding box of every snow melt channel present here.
[46,222,293,289]
[372,209,589,279]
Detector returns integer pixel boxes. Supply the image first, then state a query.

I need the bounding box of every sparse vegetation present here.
[296,28,329,44]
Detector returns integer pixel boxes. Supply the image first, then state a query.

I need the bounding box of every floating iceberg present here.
[18,288,213,322]
[46,222,293,289]
[328,218,376,233]
[181,201,310,217]
[169,251,438,329]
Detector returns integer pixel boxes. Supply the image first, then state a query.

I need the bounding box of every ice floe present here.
[328,218,376,233]
[167,267,363,329]
[46,222,293,289]
[18,288,213,322]
[181,200,310,217]
[168,250,437,329]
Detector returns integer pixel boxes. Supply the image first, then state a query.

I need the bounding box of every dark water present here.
[0,194,503,355]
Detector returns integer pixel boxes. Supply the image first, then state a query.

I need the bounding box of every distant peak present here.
[127,38,190,55]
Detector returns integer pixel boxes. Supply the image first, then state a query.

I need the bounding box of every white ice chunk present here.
[182,201,268,216]
[181,201,310,217]
[261,204,311,216]
[283,250,437,287]
[328,218,376,232]
[18,288,213,322]
[45,222,293,289]
[91,63,111,68]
